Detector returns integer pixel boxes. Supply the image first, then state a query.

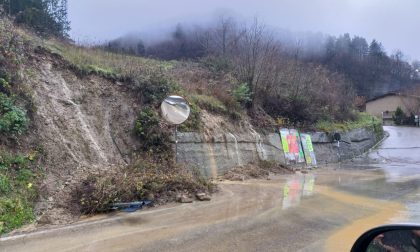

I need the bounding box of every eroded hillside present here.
[24,50,144,223]
[0,18,218,232]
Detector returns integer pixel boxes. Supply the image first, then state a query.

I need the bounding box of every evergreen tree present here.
[350,36,368,61]
[393,106,406,125]
[368,40,386,59]
[0,0,69,37]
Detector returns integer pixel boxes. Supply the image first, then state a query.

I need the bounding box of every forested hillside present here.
[104,20,356,125]
[104,19,420,100]
[312,35,419,98]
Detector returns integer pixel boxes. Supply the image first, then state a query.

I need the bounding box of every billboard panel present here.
[280,128,294,162]
[300,133,317,166]
[279,129,317,166]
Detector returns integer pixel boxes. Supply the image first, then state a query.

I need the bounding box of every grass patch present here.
[0,151,39,235]
[191,94,227,114]
[316,112,383,134]
[80,65,117,79]
[44,40,176,80]
[45,40,181,109]
[189,94,241,121]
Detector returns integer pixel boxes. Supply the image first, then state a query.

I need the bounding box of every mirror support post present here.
[160,95,190,164]
[175,125,178,163]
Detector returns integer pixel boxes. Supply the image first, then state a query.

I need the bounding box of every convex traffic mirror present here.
[161,95,190,125]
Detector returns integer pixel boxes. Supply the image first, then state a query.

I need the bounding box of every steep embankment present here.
[1,19,238,229]
[22,50,142,224]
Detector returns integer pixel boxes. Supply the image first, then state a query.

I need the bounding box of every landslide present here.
[0,18,221,231]
[27,50,142,224]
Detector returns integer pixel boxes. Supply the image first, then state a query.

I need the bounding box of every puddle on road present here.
[280,169,387,210]
[392,189,420,224]
[282,174,315,209]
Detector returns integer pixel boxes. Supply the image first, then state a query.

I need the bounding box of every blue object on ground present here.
[109,200,152,212]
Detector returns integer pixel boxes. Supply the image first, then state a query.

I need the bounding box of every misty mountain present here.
[101,19,420,99]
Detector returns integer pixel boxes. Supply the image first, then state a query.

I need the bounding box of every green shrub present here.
[393,106,406,125]
[0,93,15,113]
[0,174,11,194]
[135,72,172,105]
[178,102,201,132]
[0,153,29,170]
[17,168,34,182]
[0,151,38,235]
[0,78,10,94]
[0,93,28,135]
[390,107,416,126]
[135,107,159,138]
[233,83,252,106]
[0,197,34,234]
[405,113,416,126]
[135,106,171,153]
[316,113,382,133]
[0,109,28,135]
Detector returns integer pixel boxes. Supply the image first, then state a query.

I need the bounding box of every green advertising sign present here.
[280,129,289,153]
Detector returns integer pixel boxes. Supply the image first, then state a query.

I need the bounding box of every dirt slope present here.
[24,51,141,224]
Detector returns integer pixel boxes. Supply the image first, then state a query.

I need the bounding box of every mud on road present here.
[1,168,404,252]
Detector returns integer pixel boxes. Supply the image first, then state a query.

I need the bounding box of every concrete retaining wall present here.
[176,127,380,177]
[311,128,379,164]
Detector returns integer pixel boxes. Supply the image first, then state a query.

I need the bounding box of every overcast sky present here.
[69,0,420,61]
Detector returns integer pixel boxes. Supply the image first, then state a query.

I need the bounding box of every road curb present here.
[367,130,390,152]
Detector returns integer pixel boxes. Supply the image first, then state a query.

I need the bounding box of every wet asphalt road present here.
[369,126,420,181]
[1,126,420,252]
[365,126,420,223]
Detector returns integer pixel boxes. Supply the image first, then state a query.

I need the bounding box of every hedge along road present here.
[2,126,420,252]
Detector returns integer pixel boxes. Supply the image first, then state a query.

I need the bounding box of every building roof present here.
[366,92,420,103]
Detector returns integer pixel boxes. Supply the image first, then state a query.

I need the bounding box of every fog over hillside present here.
[69,0,420,61]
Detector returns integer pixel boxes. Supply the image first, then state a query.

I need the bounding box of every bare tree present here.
[198,15,240,57]
[230,18,281,106]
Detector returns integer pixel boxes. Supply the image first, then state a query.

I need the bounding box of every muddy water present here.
[0,169,401,252]
[322,185,404,251]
